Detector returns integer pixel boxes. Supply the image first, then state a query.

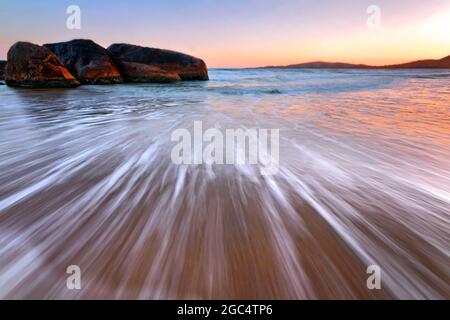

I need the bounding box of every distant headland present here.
[260,55,450,69]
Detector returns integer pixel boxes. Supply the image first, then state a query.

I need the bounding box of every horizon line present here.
[1,40,448,69]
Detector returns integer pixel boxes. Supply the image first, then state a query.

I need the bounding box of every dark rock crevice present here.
[44,39,123,85]
[0,60,6,81]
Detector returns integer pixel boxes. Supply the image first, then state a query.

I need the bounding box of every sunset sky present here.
[1,0,450,67]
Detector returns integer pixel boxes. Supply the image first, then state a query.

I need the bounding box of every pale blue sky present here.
[1,0,449,67]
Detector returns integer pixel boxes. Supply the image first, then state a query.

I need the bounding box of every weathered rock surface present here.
[3,40,210,88]
[115,61,181,83]
[44,39,122,84]
[108,43,208,81]
[0,61,6,80]
[5,42,80,88]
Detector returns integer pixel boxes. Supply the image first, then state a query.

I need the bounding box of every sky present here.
[1,0,450,67]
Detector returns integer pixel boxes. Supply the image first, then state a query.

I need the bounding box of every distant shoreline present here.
[257,54,450,70]
[212,67,450,70]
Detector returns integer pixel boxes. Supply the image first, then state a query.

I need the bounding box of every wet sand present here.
[0,69,449,299]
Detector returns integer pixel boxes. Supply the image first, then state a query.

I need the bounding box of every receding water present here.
[0,69,449,299]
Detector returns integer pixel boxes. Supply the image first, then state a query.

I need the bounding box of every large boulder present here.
[115,61,181,83]
[107,43,209,81]
[0,61,6,80]
[5,42,80,88]
[44,39,122,85]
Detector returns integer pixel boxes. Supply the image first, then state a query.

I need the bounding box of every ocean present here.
[0,69,449,299]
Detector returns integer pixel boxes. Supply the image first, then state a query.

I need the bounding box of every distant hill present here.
[385,55,450,69]
[262,55,450,69]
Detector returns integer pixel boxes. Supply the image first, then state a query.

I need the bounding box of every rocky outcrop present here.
[107,43,209,81]
[3,40,210,88]
[5,42,80,88]
[0,61,6,80]
[44,39,122,84]
[115,61,181,83]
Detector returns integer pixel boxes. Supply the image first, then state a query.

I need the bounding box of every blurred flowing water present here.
[0,69,449,299]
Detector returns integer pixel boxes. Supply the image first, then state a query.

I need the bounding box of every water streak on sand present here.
[0,69,449,299]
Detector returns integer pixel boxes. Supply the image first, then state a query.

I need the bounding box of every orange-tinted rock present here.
[5,42,80,88]
[107,43,208,81]
[44,39,122,85]
[115,61,181,83]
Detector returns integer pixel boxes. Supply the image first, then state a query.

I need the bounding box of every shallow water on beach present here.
[0,69,449,299]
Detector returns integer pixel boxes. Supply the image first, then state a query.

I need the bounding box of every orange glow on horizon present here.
[203,6,450,68]
[1,2,449,68]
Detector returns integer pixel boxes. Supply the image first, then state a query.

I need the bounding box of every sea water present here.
[0,69,448,299]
